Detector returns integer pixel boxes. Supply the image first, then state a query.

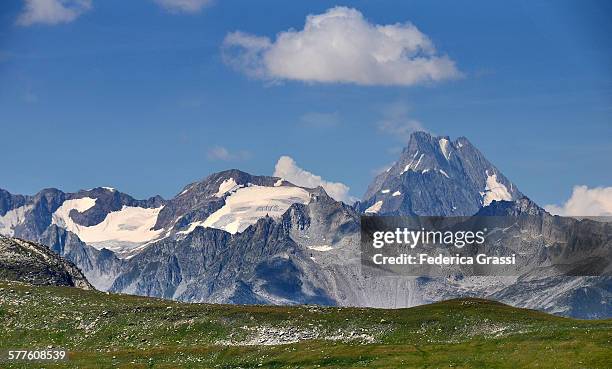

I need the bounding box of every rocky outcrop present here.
[0,235,93,289]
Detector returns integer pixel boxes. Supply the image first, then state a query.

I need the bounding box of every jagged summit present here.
[157,168,318,236]
[361,131,522,216]
[173,169,284,200]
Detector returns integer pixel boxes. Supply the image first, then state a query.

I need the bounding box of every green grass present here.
[1,281,611,368]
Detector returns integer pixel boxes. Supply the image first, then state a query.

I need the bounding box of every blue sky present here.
[1,0,611,210]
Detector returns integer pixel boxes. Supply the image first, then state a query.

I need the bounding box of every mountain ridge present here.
[0,131,609,318]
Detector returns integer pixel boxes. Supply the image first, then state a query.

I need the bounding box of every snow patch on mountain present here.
[413,154,424,171]
[307,245,333,252]
[216,178,242,197]
[365,201,383,214]
[52,198,98,227]
[182,185,311,234]
[482,172,512,206]
[439,138,451,160]
[0,205,33,236]
[401,152,424,174]
[178,186,192,196]
[52,198,164,245]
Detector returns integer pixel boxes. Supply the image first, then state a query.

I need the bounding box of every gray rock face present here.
[111,215,334,305]
[0,235,93,289]
[0,189,27,216]
[404,198,612,318]
[12,188,66,240]
[360,132,522,216]
[491,276,612,319]
[40,225,123,290]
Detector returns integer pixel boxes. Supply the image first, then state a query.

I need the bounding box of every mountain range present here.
[0,132,609,318]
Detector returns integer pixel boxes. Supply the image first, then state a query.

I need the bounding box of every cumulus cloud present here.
[222,7,460,86]
[376,102,427,142]
[273,156,355,204]
[207,146,250,161]
[16,0,92,26]
[154,0,213,13]
[545,185,612,216]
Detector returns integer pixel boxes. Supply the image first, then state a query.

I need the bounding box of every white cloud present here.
[207,146,250,161]
[273,156,355,204]
[222,6,460,86]
[545,185,612,216]
[16,0,92,26]
[376,102,427,141]
[154,0,213,13]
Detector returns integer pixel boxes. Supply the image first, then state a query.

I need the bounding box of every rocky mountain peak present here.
[153,168,318,238]
[361,132,522,216]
